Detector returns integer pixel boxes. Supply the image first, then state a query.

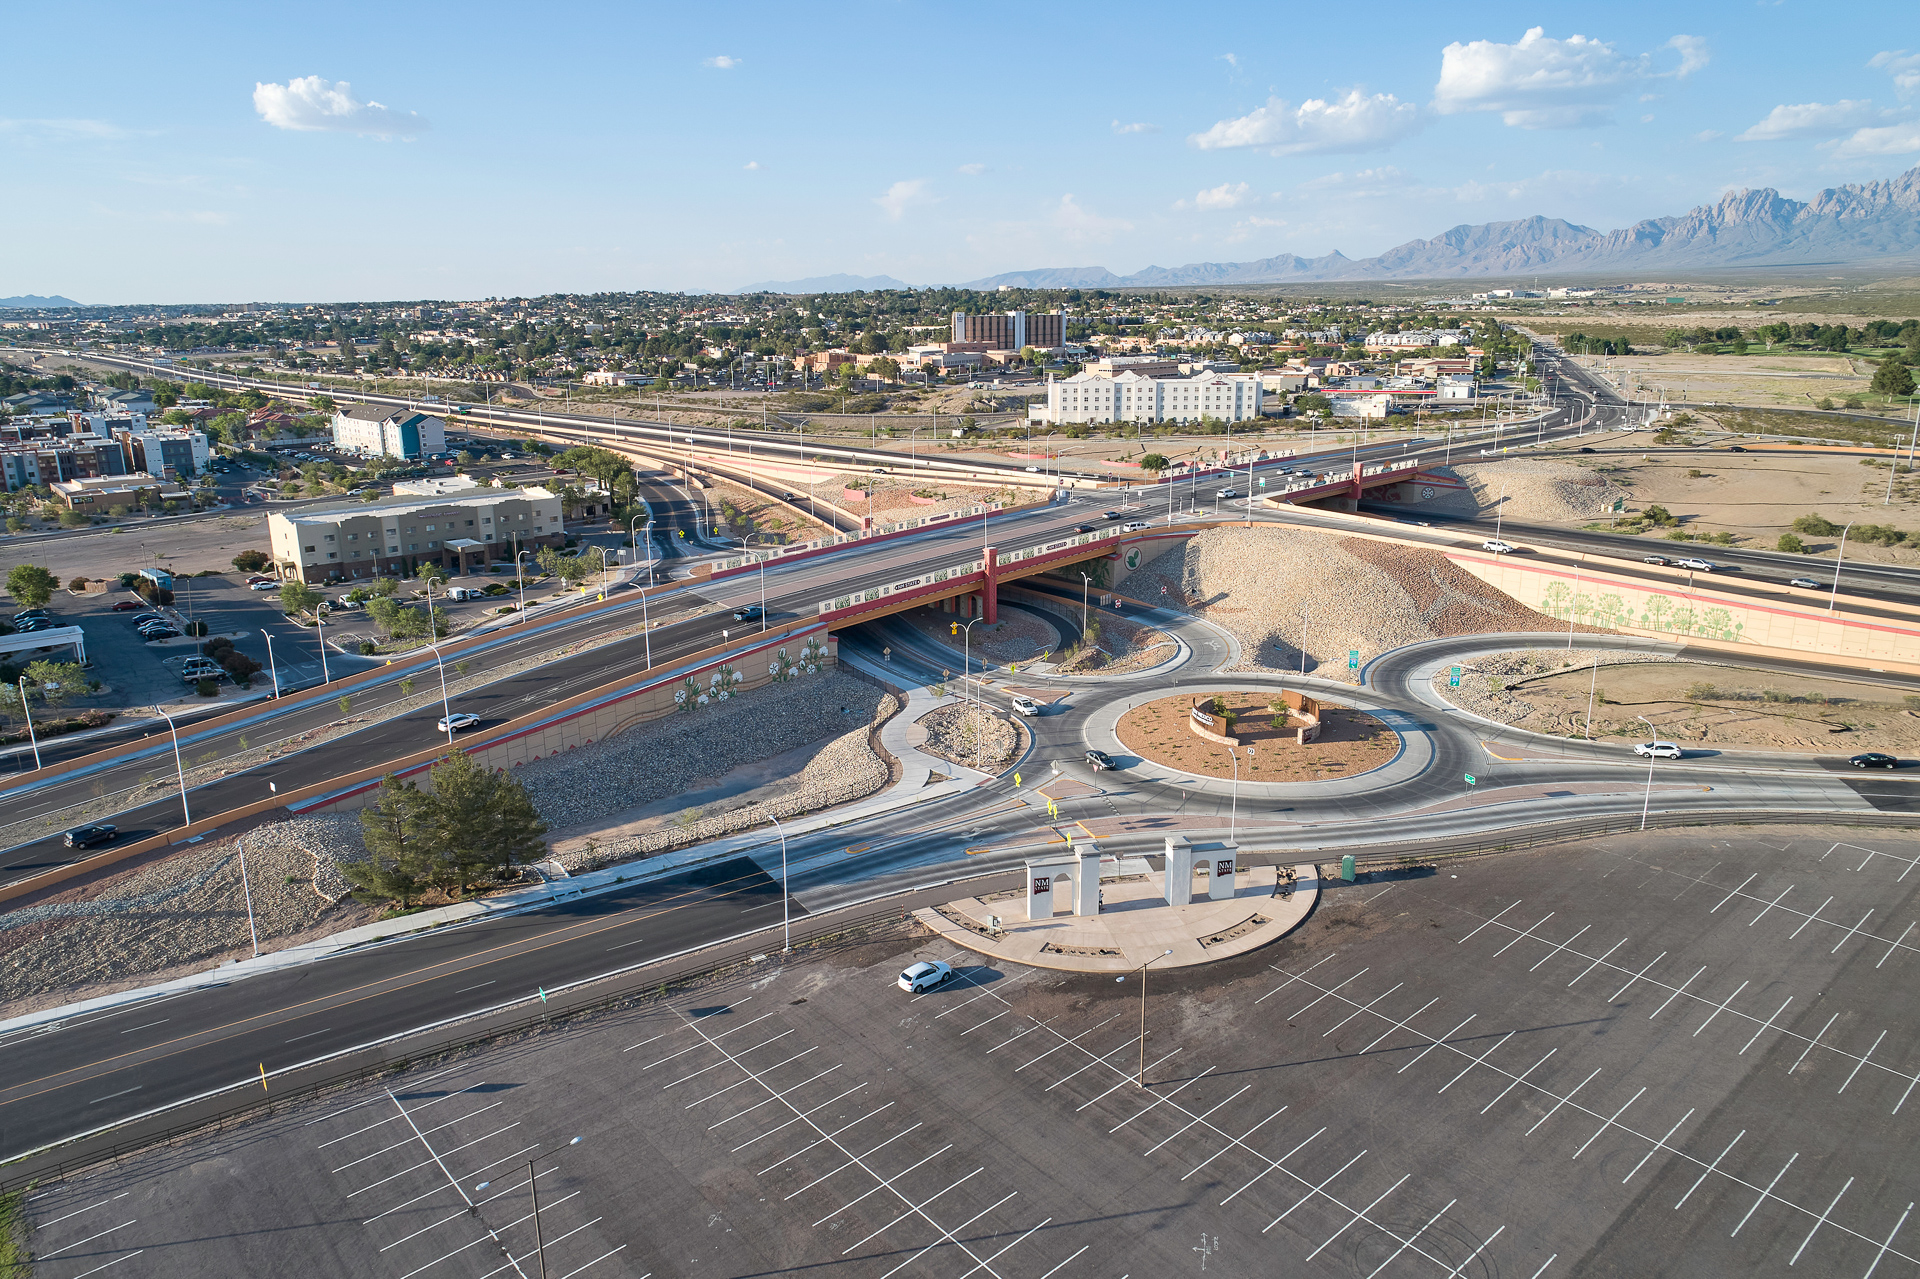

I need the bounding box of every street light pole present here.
[1118,949,1174,1087]
[424,579,454,743]
[515,549,534,620]
[1828,520,1856,614]
[474,1137,582,1279]
[771,811,791,953]
[237,840,260,958]
[154,703,191,826]
[1636,714,1657,831]
[1078,572,1091,634]
[16,676,41,770]
[1227,746,1239,841]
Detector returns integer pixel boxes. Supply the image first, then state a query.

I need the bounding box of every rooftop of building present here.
[278,484,557,526]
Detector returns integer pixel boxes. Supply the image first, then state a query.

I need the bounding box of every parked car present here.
[1482,539,1516,554]
[110,599,144,611]
[1850,753,1901,769]
[250,580,279,591]
[17,619,58,633]
[1788,577,1821,590]
[437,712,481,733]
[246,574,277,585]
[141,628,180,642]
[1634,741,1684,759]
[182,669,229,686]
[63,823,117,849]
[897,960,954,993]
[1085,748,1115,770]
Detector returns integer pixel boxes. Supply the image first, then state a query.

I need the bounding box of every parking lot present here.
[24,824,1920,1278]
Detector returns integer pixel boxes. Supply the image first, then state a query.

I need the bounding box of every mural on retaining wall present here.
[1536,578,1746,644]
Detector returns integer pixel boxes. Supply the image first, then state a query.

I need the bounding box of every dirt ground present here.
[1570,352,1875,410]
[1443,649,1920,752]
[1117,692,1396,781]
[5,511,272,582]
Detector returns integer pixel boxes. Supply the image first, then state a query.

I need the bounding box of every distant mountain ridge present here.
[734,272,910,294]
[957,165,1920,289]
[0,294,83,308]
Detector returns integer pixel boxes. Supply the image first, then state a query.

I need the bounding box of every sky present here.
[2,0,1917,303]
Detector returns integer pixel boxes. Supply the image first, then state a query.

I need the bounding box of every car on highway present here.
[898,960,955,993]
[437,712,482,733]
[1849,753,1901,769]
[1010,695,1042,717]
[1643,555,1670,566]
[731,604,762,622]
[1634,741,1684,759]
[1676,557,1718,572]
[1788,577,1821,590]
[1103,510,1124,521]
[1085,748,1115,770]
[1482,539,1516,554]
[1728,445,1748,453]
[1217,488,1240,499]
[1073,523,1095,534]
[110,599,145,611]
[63,823,117,849]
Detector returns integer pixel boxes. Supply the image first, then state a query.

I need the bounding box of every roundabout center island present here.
[1116,690,1396,782]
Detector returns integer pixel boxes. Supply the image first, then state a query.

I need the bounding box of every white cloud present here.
[1221,53,1239,69]
[1738,100,1882,142]
[252,76,427,138]
[957,162,988,175]
[1174,181,1252,211]
[1871,50,1920,99]
[1694,129,1723,142]
[1189,90,1421,156]
[1112,119,1158,134]
[1827,120,1920,158]
[743,161,763,170]
[874,178,933,220]
[704,55,740,69]
[1051,194,1132,241]
[1432,27,1705,129]
[0,117,132,142]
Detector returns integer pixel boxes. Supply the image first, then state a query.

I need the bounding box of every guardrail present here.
[708,503,1001,578]
[818,560,986,616]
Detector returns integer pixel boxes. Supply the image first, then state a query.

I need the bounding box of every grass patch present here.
[0,1184,30,1273]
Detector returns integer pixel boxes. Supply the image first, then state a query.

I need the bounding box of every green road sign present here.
[1449,666,1461,687]
[1464,773,1477,785]
[1348,649,1359,670]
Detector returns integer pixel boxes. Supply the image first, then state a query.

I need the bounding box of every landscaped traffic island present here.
[1115,691,1397,781]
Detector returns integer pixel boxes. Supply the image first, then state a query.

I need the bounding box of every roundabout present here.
[1115,689,1398,782]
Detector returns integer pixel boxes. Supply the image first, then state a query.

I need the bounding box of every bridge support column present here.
[983,545,999,624]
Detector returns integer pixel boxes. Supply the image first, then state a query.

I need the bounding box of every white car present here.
[1121,521,1152,532]
[250,580,279,591]
[1010,695,1041,717]
[437,713,481,733]
[1216,488,1240,499]
[1677,557,1717,572]
[1634,741,1683,759]
[1482,539,1516,554]
[898,960,954,993]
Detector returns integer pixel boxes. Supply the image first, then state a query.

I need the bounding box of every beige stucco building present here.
[268,486,565,583]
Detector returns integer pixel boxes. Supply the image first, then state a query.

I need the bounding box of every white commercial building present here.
[331,404,447,459]
[1036,370,1263,426]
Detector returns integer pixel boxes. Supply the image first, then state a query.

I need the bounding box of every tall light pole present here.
[154,702,191,826]
[261,629,281,697]
[1117,949,1174,1087]
[237,840,260,958]
[423,579,454,743]
[16,676,41,770]
[515,549,534,620]
[1226,746,1240,841]
[475,1136,583,1279]
[1078,571,1092,634]
[1828,520,1856,614]
[1636,714,1657,831]
[953,617,983,708]
[770,811,791,953]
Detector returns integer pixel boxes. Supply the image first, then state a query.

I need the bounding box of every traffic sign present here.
[1464,773,1477,786]
[1449,665,1461,687]
[1347,648,1359,670]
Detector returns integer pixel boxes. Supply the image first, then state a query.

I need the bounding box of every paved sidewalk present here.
[917,861,1318,973]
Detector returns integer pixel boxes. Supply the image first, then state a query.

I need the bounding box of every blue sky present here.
[2,1,1916,302]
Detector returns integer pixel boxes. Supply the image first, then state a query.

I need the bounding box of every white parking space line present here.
[954,1217,1052,1279]
[331,1102,506,1172]
[1789,1176,1853,1266]
[1438,1032,1513,1094]
[1033,1244,1090,1279]
[757,1106,899,1174]
[1303,1174,1410,1262]
[1740,999,1795,1054]
[1361,999,1438,1054]
[1457,901,1520,944]
[840,1176,992,1265]
[1572,1087,1647,1159]
[1323,984,1404,1038]
[1078,1052,1180,1111]
[552,1246,629,1279]
[807,1145,953,1223]
[1788,897,1833,941]
[684,1047,819,1108]
[1527,1255,1559,1278]
[708,1065,842,1129]
[1479,1051,1557,1116]
[1364,1197,1455,1279]
[1110,1067,1215,1133]
[1711,874,1758,913]
[35,1193,129,1230]
[1833,910,1877,955]
[959,1009,1014,1036]
[879,1192,1021,1279]
[1692,981,1750,1037]
[1608,952,1668,1002]
[1398,1017,1477,1076]
[1524,1069,1603,1136]
[68,1252,143,1278]
[722,1078,863,1143]
[1213,1120,1312,1202]
[1143,1086,1250,1156]
[1837,1031,1887,1094]
[1623,1109,1695,1183]
[661,1029,794,1087]
[1261,1150,1367,1233]
[1491,914,1554,958]
[640,1013,777,1067]
[366,1151,543,1225]
[1566,939,1626,988]
[1442,1226,1504,1278]
[1044,1041,1139,1092]
[319,1077,491,1147]
[474,1218,610,1278]
[1861,1202,1915,1279]
[933,988,999,1019]
[1287,968,1371,1019]
[1731,1153,1799,1236]
[1879,923,1917,970]
[1673,1131,1746,1210]
[303,1062,470,1126]
[1016,1016,1122,1072]
[1792,1014,1840,1075]
[39,1219,135,1259]
[985,1020,1051,1054]
[1750,888,1794,927]
[1649,968,1707,1019]
[1257,952,1339,1001]
[347,1123,522,1198]
[1529,925,1591,972]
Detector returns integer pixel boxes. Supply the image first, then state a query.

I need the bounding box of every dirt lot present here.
[1440,647,1920,752]
[1577,351,1875,410]
[4,511,272,582]
[1117,691,1396,780]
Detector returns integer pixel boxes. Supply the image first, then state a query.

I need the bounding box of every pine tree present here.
[1870,356,1915,399]
[426,750,549,895]
[347,775,437,907]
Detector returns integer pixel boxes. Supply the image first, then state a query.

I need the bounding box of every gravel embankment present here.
[0,822,368,1012]
[917,703,1017,769]
[1428,647,1689,727]
[1126,529,1606,679]
[1430,459,1631,522]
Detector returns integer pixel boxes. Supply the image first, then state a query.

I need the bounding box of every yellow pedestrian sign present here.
[1046,798,1059,819]
[1014,772,1021,787]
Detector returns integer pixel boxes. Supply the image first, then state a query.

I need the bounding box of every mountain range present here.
[957,166,1920,289]
[0,294,83,308]
[734,272,911,294]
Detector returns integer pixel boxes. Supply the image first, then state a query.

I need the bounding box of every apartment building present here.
[950,310,1065,352]
[51,472,189,513]
[1036,369,1264,426]
[0,434,129,490]
[331,404,447,459]
[268,486,565,583]
[110,426,209,478]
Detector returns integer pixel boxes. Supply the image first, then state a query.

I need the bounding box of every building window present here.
[409,543,419,551]
[304,545,315,553]
[389,545,399,553]
[325,534,335,542]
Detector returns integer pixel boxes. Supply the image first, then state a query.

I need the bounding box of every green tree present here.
[1138,453,1169,474]
[425,750,549,894]
[5,563,58,609]
[1776,533,1807,553]
[23,660,89,710]
[347,775,434,907]
[232,549,272,573]
[1792,513,1841,537]
[279,580,323,616]
[1871,357,1917,399]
